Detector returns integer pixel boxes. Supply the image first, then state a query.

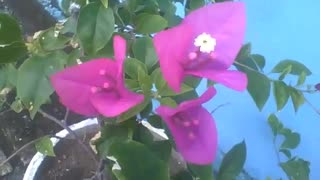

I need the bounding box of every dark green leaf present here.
[267,114,283,136]
[236,43,251,60]
[188,164,214,180]
[280,158,310,180]
[251,54,266,70]
[271,60,312,76]
[134,13,168,34]
[243,69,270,110]
[171,171,194,180]
[148,115,163,129]
[0,14,27,63]
[273,81,290,111]
[35,136,55,156]
[17,51,67,118]
[148,140,172,162]
[218,141,246,180]
[280,129,300,149]
[279,149,292,158]
[77,3,114,54]
[289,87,305,112]
[108,140,170,180]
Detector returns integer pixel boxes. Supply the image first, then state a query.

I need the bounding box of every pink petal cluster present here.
[153,2,247,93]
[155,2,247,165]
[156,87,217,164]
[50,36,144,117]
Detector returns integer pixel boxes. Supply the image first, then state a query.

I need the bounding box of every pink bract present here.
[153,2,247,92]
[155,87,218,165]
[50,36,144,117]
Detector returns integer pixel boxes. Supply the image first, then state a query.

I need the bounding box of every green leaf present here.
[159,97,177,108]
[236,43,251,60]
[124,58,148,79]
[108,140,170,180]
[11,99,23,113]
[244,69,270,110]
[160,84,193,97]
[134,13,168,34]
[280,129,300,149]
[189,0,205,10]
[148,115,163,128]
[118,97,150,122]
[278,65,292,81]
[151,68,166,91]
[279,148,292,158]
[147,140,172,162]
[0,14,27,63]
[289,87,305,112]
[100,0,108,8]
[132,37,158,71]
[218,141,246,180]
[173,90,198,104]
[297,71,306,86]
[163,1,182,27]
[96,124,130,157]
[0,64,17,88]
[271,60,312,76]
[280,158,310,180]
[17,51,67,118]
[184,76,201,88]
[273,81,290,111]
[188,164,214,180]
[39,28,70,51]
[172,171,194,180]
[137,68,153,94]
[251,54,266,70]
[267,114,283,136]
[77,3,114,54]
[35,136,55,156]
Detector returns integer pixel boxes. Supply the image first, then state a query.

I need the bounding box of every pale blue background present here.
[177,0,320,179]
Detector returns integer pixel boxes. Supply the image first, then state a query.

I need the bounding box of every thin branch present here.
[303,97,320,116]
[38,109,98,165]
[0,136,45,167]
[210,103,230,114]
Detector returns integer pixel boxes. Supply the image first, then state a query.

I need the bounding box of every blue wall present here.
[198,0,320,179]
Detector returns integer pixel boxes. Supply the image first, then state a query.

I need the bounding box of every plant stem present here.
[0,136,46,167]
[38,109,98,165]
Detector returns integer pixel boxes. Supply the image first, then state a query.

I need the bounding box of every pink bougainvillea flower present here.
[153,2,247,92]
[50,36,144,117]
[155,87,217,165]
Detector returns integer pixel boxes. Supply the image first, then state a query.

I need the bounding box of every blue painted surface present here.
[178,1,320,179]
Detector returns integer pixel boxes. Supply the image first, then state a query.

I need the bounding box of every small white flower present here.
[194,33,217,53]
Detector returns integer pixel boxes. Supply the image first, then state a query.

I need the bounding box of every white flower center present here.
[194,33,216,53]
